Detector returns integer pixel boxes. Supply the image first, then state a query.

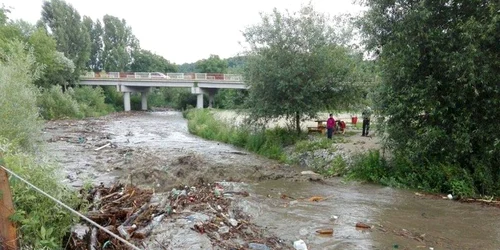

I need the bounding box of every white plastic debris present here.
[293,239,308,250]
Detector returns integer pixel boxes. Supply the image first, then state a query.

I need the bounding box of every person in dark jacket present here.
[362,106,372,136]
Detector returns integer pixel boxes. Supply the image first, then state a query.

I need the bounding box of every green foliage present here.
[38,85,112,120]
[69,86,113,117]
[242,4,363,133]
[0,41,42,151]
[38,85,82,120]
[1,140,78,249]
[131,49,177,73]
[102,14,138,72]
[83,16,103,72]
[186,109,302,160]
[294,138,333,153]
[348,150,477,197]
[195,54,228,73]
[360,0,500,195]
[214,89,248,109]
[102,85,123,110]
[41,0,91,81]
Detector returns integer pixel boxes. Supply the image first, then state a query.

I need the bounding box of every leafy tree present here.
[360,0,500,194]
[130,49,177,72]
[83,16,103,72]
[41,0,90,81]
[102,14,138,72]
[243,4,361,133]
[177,62,197,73]
[196,54,228,73]
[0,8,22,54]
[28,27,74,88]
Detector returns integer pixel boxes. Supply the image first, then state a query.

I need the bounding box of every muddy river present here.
[44,111,500,250]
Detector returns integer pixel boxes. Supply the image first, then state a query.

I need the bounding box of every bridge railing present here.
[166,73,184,79]
[80,72,244,82]
[224,74,243,81]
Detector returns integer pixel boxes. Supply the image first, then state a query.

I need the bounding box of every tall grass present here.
[186,109,303,160]
[348,150,477,197]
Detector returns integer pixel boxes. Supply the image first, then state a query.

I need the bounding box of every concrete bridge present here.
[79,72,247,111]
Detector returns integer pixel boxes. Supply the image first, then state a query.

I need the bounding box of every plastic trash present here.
[229,218,238,227]
[293,239,308,250]
[218,226,230,234]
[248,243,270,250]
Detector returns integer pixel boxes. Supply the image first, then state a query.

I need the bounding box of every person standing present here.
[326,114,335,139]
[362,106,372,136]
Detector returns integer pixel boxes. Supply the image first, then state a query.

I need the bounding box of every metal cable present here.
[0,165,141,250]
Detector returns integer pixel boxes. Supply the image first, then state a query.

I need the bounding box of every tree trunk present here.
[295,112,301,135]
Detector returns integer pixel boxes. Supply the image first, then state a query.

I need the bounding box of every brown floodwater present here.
[244,179,500,250]
[47,111,500,249]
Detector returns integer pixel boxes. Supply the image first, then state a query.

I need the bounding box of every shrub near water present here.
[38,85,82,120]
[1,141,78,249]
[0,42,42,150]
[0,41,78,249]
[186,109,301,160]
[38,85,113,120]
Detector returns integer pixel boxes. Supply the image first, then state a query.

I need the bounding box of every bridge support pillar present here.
[141,92,148,111]
[124,92,131,112]
[208,93,215,108]
[196,94,204,109]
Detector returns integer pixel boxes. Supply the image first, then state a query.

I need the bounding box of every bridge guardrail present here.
[80,72,244,82]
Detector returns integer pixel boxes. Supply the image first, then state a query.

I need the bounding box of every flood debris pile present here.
[69,182,291,249]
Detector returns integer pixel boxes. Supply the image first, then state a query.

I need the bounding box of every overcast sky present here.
[2,0,365,64]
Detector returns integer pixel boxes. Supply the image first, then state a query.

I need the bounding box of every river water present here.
[48,111,500,249]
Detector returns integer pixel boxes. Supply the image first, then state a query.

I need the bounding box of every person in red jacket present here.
[337,120,346,135]
[326,114,335,139]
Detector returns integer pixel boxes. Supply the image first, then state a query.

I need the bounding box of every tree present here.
[83,16,103,72]
[28,28,74,88]
[195,54,228,73]
[130,49,177,72]
[243,4,361,133]
[41,0,90,81]
[360,0,500,194]
[102,14,138,72]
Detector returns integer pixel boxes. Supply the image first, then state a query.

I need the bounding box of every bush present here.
[38,86,113,120]
[348,150,477,197]
[0,42,42,151]
[69,86,113,117]
[186,109,301,160]
[1,140,78,249]
[102,86,123,111]
[38,85,82,120]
